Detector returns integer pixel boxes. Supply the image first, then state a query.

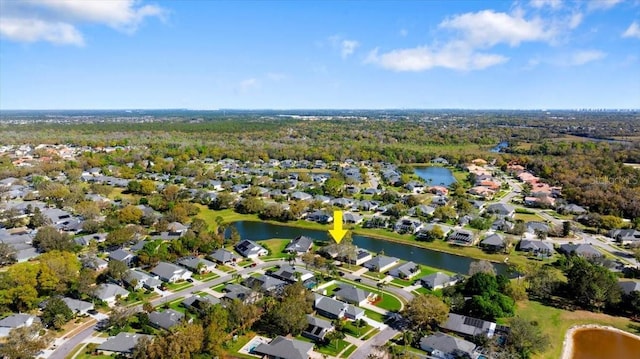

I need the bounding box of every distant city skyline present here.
[1,0,639,110]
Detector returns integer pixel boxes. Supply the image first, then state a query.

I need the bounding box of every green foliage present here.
[41,297,74,329]
[503,317,550,359]
[565,256,622,311]
[33,226,75,253]
[402,294,449,331]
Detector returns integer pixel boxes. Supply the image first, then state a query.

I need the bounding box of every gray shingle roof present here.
[440,313,496,338]
[335,283,372,304]
[97,332,152,354]
[420,332,476,356]
[148,309,184,330]
[254,336,314,359]
[420,272,456,289]
[363,255,399,271]
[284,236,314,253]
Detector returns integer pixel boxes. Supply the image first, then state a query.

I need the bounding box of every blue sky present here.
[1,0,639,110]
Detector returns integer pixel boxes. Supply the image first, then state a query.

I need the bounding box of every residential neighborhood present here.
[0,141,639,359]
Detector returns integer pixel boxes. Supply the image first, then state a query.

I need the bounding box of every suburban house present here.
[94,283,130,306]
[313,294,365,320]
[39,297,94,316]
[517,240,555,256]
[97,332,152,356]
[609,229,640,246]
[108,249,136,267]
[334,283,377,306]
[150,262,193,283]
[491,218,514,232]
[337,248,373,266]
[440,313,497,338]
[81,256,108,271]
[559,243,603,258]
[176,256,216,274]
[269,265,315,284]
[244,274,287,294]
[388,261,420,280]
[447,229,476,245]
[149,309,185,330]
[419,332,477,359]
[420,272,459,290]
[235,239,268,258]
[209,248,239,264]
[302,314,334,342]
[485,203,515,218]
[222,283,262,304]
[284,235,314,254]
[124,269,162,290]
[0,314,40,337]
[182,294,221,313]
[480,233,506,253]
[363,255,400,273]
[253,336,315,359]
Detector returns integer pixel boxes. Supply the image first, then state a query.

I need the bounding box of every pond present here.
[228,221,507,275]
[490,141,509,153]
[570,327,640,359]
[413,166,457,186]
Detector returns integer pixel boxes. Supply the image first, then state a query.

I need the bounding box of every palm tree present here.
[376,281,386,299]
[403,330,414,350]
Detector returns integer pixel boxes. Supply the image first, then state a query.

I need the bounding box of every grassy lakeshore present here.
[514,300,635,359]
[196,205,531,268]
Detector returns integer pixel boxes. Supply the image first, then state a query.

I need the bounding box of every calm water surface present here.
[230,221,507,275]
[413,166,456,186]
[571,328,640,359]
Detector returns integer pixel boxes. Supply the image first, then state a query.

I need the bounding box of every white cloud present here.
[439,10,554,47]
[328,35,359,58]
[239,78,260,92]
[587,0,622,11]
[0,17,84,45]
[365,43,508,71]
[0,0,166,46]
[341,40,359,58]
[568,12,583,29]
[529,0,563,10]
[266,72,286,81]
[568,50,606,65]
[623,22,640,39]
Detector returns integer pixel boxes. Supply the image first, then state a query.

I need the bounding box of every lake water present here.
[229,221,506,275]
[490,141,509,153]
[413,166,457,186]
[571,328,640,359]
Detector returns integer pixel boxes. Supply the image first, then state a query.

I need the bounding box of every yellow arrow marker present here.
[329,210,348,244]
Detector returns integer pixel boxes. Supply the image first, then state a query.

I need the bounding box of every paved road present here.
[47,259,288,359]
[349,326,400,359]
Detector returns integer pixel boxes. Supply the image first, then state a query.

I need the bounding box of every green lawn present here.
[193,272,219,281]
[340,344,357,358]
[390,265,446,287]
[165,281,193,292]
[362,328,381,340]
[314,338,350,356]
[343,321,373,338]
[258,238,290,259]
[373,292,403,312]
[226,332,258,359]
[515,212,545,223]
[364,309,386,323]
[211,283,227,292]
[513,300,635,359]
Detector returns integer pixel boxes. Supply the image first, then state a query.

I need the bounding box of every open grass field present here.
[257,238,290,259]
[515,212,545,223]
[513,300,635,359]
